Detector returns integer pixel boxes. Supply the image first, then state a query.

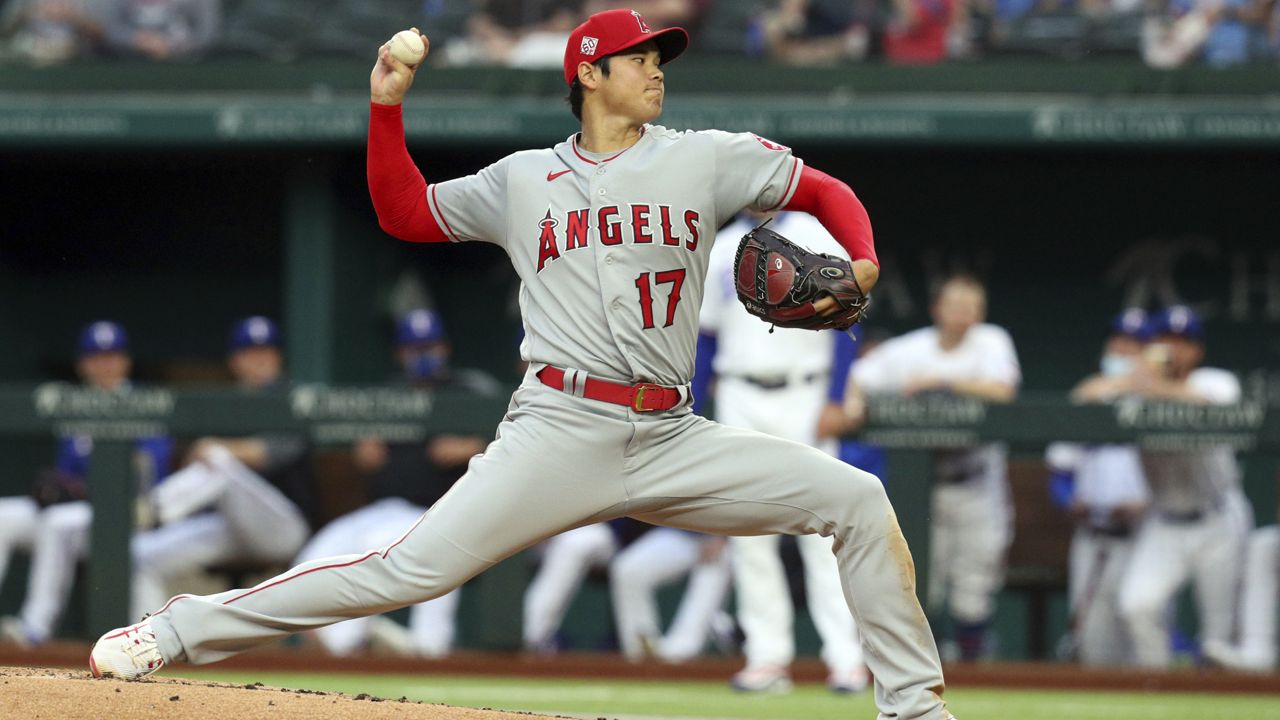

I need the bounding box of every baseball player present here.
[523,519,637,654]
[609,527,732,663]
[1115,305,1254,668]
[1204,523,1279,671]
[0,322,171,648]
[92,12,952,719]
[697,210,867,694]
[842,275,1021,661]
[1043,309,1153,666]
[129,316,315,622]
[295,309,499,657]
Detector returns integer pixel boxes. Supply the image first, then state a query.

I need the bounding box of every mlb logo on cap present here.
[397,308,445,346]
[78,320,129,356]
[228,316,281,351]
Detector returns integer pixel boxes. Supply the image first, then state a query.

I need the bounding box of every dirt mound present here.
[0,666,551,720]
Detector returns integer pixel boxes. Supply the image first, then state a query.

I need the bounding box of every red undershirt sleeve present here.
[367,102,448,243]
[782,165,878,266]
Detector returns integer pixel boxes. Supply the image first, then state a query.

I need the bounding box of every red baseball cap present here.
[563,9,690,86]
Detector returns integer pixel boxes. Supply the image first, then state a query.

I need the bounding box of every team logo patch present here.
[751,134,789,152]
[632,10,651,33]
[581,36,599,55]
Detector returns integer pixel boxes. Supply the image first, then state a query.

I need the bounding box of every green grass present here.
[177,670,1280,720]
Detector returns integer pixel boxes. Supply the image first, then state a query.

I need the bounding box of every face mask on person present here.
[405,351,446,380]
[1100,353,1134,377]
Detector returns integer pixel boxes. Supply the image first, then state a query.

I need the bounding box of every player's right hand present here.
[371,28,428,106]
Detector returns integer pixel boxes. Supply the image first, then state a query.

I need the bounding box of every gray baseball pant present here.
[148,376,950,720]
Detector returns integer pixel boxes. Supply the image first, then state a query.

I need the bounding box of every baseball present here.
[389,30,425,66]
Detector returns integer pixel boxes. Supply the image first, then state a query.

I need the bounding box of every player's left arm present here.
[782,166,879,294]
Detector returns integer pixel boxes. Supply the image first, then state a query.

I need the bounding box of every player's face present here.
[1160,335,1204,376]
[932,284,985,336]
[76,351,130,391]
[228,346,283,389]
[1104,335,1143,358]
[596,43,665,124]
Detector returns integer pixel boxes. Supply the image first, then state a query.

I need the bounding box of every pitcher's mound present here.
[0,666,551,720]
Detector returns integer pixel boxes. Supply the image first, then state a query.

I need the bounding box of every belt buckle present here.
[631,383,665,413]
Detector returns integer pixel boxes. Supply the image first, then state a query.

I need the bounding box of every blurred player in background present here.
[843,275,1021,661]
[295,308,499,657]
[523,519,638,654]
[1044,309,1152,666]
[1205,520,1279,671]
[130,316,315,621]
[609,527,732,663]
[697,209,868,693]
[1116,305,1254,668]
[0,321,171,647]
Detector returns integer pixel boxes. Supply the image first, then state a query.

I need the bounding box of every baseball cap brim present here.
[636,26,689,67]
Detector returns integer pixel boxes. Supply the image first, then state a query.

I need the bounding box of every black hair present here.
[565,57,612,121]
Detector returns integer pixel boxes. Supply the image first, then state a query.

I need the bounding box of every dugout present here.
[1,58,1278,659]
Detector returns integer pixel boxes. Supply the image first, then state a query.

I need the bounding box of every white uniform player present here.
[1116,306,1254,668]
[700,211,867,694]
[845,276,1021,661]
[0,322,170,648]
[1043,309,1153,666]
[93,13,953,719]
[609,527,732,662]
[522,521,622,653]
[1204,524,1279,671]
[295,309,494,658]
[131,317,314,622]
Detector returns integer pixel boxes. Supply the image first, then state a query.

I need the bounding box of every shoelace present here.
[121,629,163,670]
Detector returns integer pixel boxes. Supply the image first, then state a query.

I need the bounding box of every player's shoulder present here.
[879,326,936,354]
[970,323,1017,346]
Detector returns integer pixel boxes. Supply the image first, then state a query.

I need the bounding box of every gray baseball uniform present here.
[143,125,949,719]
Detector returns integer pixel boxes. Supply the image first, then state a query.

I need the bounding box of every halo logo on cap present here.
[631,10,650,32]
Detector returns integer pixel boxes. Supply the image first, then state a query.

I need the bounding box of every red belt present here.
[537,366,684,413]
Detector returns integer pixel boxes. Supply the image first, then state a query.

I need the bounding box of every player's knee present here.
[1117,587,1161,624]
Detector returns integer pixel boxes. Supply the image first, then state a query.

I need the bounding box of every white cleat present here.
[827,665,870,694]
[730,664,793,694]
[89,620,165,680]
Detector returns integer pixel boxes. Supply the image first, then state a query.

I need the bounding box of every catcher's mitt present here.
[733,221,871,332]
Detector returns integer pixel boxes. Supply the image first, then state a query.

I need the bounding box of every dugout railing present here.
[0,383,1275,650]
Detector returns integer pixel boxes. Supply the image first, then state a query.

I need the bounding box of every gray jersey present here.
[428,125,803,386]
[1140,367,1243,514]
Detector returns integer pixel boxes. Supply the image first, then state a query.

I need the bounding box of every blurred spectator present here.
[1115,305,1255,668]
[130,316,314,622]
[294,309,500,658]
[844,274,1021,661]
[1044,309,1152,666]
[1142,0,1269,66]
[752,0,873,64]
[885,0,959,62]
[1,0,105,64]
[440,0,585,68]
[102,0,220,61]
[609,528,732,663]
[0,321,172,648]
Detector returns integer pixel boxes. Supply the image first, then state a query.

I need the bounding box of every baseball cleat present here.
[89,619,164,680]
[730,664,793,694]
[827,665,870,694]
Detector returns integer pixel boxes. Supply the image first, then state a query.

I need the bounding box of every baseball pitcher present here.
[91,11,953,719]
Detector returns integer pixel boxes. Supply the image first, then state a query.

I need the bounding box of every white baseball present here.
[389,30,425,66]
